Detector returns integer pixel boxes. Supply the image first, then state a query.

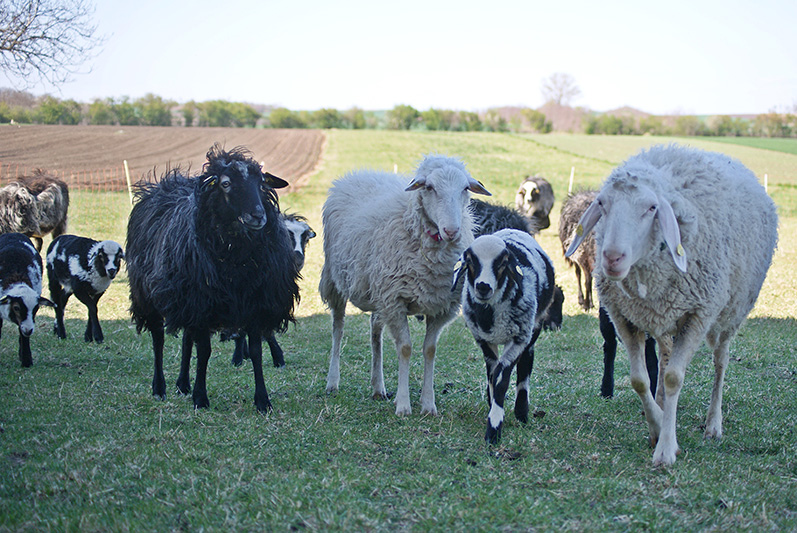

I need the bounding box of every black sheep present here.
[0,233,55,366]
[126,145,300,413]
[46,235,125,343]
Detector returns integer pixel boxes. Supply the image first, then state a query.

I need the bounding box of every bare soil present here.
[0,125,326,192]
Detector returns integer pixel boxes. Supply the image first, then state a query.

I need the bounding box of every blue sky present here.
[4,0,796,114]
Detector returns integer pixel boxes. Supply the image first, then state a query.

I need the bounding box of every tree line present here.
[1,89,795,138]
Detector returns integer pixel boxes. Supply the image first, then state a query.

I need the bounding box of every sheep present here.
[320,154,491,416]
[453,229,556,444]
[566,144,778,465]
[559,190,659,397]
[0,233,55,367]
[126,144,300,413]
[470,198,563,330]
[0,170,69,251]
[228,212,316,367]
[45,235,125,343]
[515,175,554,230]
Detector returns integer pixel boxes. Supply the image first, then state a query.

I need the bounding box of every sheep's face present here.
[406,156,490,242]
[515,177,552,229]
[0,285,54,337]
[460,235,519,304]
[93,241,125,280]
[283,217,315,270]
[10,188,40,233]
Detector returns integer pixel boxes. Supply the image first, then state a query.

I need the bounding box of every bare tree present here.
[0,0,105,88]
[541,73,582,106]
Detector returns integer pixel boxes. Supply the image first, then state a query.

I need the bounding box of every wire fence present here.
[0,162,131,193]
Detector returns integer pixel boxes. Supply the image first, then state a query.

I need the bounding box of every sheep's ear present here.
[307,229,317,239]
[263,172,289,189]
[504,250,523,285]
[657,196,687,272]
[565,200,602,257]
[405,177,426,192]
[201,175,218,190]
[467,178,491,196]
[38,297,56,308]
[0,296,7,305]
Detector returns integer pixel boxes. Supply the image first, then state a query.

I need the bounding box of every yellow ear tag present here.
[454,260,462,271]
[676,244,685,256]
[515,265,523,277]
[576,224,584,237]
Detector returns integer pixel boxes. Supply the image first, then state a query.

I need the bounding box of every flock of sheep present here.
[0,143,778,466]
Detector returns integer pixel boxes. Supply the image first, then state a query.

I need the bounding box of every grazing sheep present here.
[515,175,554,230]
[229,212,316,367]
[0,233,55,366]
[46,235,125,343]
[559,190,658,397]
[126,145,300,413]
[566,144,778,465]
[471,198,563,330]
[454,229,556,443]
[320,154,491,416]
[0,171,69,251]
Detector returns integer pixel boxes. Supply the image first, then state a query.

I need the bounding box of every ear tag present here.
[576,224,584,237]
[515,265,523,277]
[454,260,462,272]
[676,244,685,257]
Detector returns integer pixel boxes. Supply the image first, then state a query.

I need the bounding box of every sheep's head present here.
[406,155,490,242]
[515,176,553,229]
[1,184,41,233]
[0,284,54,337]
[283,214,316,270]
[92,241,125,280]
[565,175,686,281]
[201,145,288,232]
[454,234,522,303]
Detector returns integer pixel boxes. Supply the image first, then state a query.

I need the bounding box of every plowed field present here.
[0,125,326,193]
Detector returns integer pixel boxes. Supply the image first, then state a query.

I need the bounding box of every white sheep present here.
[320,154,490,416]
[454,229,556,444]
[566,144,778,466]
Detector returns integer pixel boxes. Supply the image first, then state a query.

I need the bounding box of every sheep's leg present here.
[247,330,272,414]
[574,264,586,310]
[191,329,212,410]
[75,292,102,343]
[599,306,617,398]
[231,335,248,367]
[514,339,537,424]
[265,331,285,368]
[370,313,388,400]
[176,331,193,395]
[704,330,733,440]
[390,318,413,416]
[18,329,32,367]
[644,336,659,399]
[485,343,523,444]
[420,313,452,416]
[149,316,167,400]
[653,336,672,409]
[325,299,346,393]
[615,319,662,443]
[479,341,499,407]
[653,317,705,466]
[49,278,69,339]
[584,269,593,310]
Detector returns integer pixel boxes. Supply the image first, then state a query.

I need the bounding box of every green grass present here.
[704,136,797,156]
[1,132,796,531]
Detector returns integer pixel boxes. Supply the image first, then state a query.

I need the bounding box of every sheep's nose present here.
[107,269,118,280]
[442,227,459,240]
[603,249,625,266]
[475,282,493,300]
[20,325,34,337]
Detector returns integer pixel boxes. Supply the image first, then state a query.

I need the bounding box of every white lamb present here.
[566,144,778,466]
[320,154,491,416]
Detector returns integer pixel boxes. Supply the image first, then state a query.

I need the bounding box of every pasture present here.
[1,131,795,531]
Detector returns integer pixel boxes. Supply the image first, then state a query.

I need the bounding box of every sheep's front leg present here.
[479,341,499,407]
[191,329,212,410]
[176,331,193,395]
[390,318,413,416]
[247,329,272,414]
[515,330,540,424]
[654,335,673,409]
[149,316,167,400]
[704,330,732,440]
[615,319,661,443]
[18,329,32,367]
[325,299,346,393]
[485,342,524,444]
[265,331,285,368]
[77,293,103,343]
[370,313,388,400]
[419,313,452,416]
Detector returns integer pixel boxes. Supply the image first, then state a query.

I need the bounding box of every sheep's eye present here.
[648,204,657,214]
[221,179,231,190]
[425,185,434,192]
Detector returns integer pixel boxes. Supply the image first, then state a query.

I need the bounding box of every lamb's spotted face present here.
[464,235,510,304]
[0,284,43,337]
[283,218,315,270]
[94,241,125,280]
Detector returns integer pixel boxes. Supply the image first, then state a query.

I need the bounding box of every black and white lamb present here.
[126,145,300,413]
[454,229,555,444]
[228,212,315,368]
[0,233,55,367]
[45,235,125,343]
[320,154,490,416]
[566,144,778,465]
[0,171,69,251]
[470,197,563,330]
[559,190,659,398]
[514,175,554,230]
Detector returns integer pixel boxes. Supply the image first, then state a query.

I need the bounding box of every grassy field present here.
[1,132,795,531]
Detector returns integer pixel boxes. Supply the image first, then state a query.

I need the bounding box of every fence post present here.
[568,167,575,194]
[124,160,133,204]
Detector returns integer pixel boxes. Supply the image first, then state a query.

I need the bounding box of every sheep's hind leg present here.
[390,318,413,416]
[191,329,212,410]
[704,330,732,440]
[515,337,539,424]
[370,313,388,400]
[325,298,346,393]
[149,316,167,400]
[176,331,193,395]
[265,331,284,368]
[247,329,273,414]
